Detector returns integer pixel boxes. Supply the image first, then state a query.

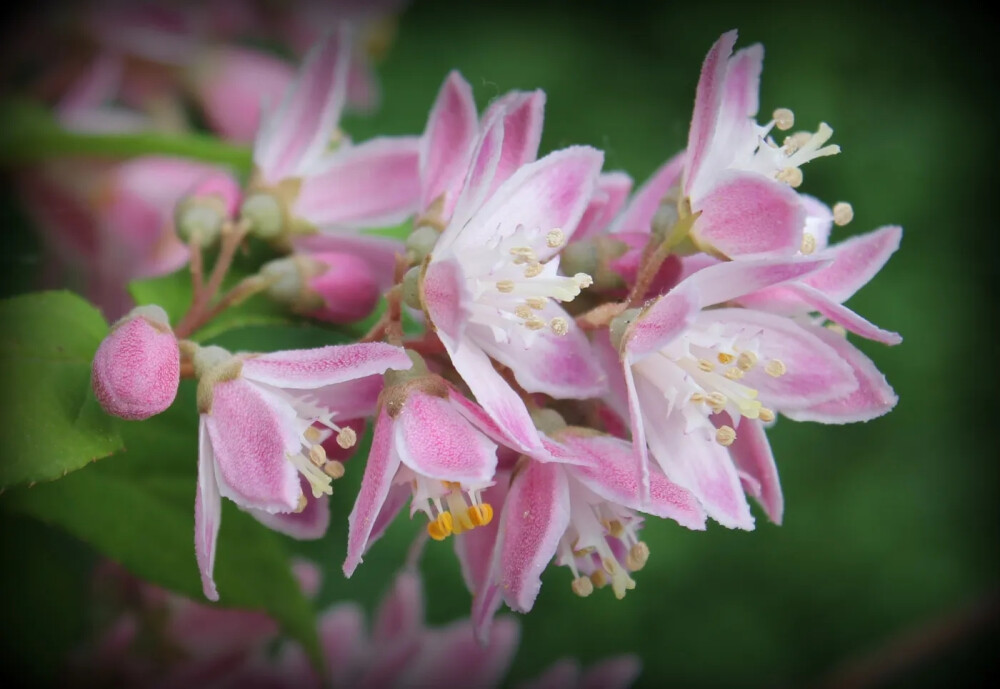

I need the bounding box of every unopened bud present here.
[175,174,241,246]
[405,225,440,264]
[241,192,284,239]
[91,305,180,420]
[262,252,380,324]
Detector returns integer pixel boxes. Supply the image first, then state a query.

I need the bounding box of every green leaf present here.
[1,386,322,668]
[0,99,253,173]
[0,291,123,489]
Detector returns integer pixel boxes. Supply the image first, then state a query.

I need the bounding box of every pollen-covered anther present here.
[304,426,322,443]
[773,107,795,131]
[765,359,787,377]
[689,392,705,404]
[833,202,854,226]
[571,576,594,597]
[526,297,546,310]
[707,392,727,413]
[759,407,775,423]
[426,512,454,541]
[724,367,744,381]
[308,444,327,467]
[466,503,494,527]
[715,425,737,447]
[783,131,813,153]
[826,322,848,337]
[523,262,544,278]
[604,519,626,539]
[698,359,715,373]
[496,280,515,293]
[801,233,817,255]
[717,352,735,365]
[515,304,533,320]
[776,166,804,188]
[525,317,546,331]
[336,427,357,449]
[589,570,607,588]
[550,317,569,336]
[737,351,758,371]
[574,273,594,289]
[295,494,308,513]
[626,542,650,571]
[323,460,345,479]
[546,228,566,248]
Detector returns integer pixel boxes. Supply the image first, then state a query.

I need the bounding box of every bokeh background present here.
[1,1,996,687]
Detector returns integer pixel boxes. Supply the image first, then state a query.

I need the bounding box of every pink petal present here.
[420,71,479,218]
[720,415,783,524]
[373,570,425,646]
[559,433,706,529]
[575,171,634,239]
[455,146,605,259]
[345,408,401,577]
[423,257,472,344]
[311,377,386,424]
[319,603,371,687]
[684,30,738,194]
[395,391,498,483]
[254,33,350,182]
[691,170,806,258]
[801,194,834,250]
[721,44,763,124]
[683,255,831,309]
[580,656,643,689]
[367,484,411,550]
[593,328,630,421]
[481,90,546,196]
[784,283,903,345]
[247,479,330,540]
[784,325,898,424]
[293,232,403,290]
[443,114,505,245]
[496,461,571,613]
[398,617,519,689]
[241,342,412,390]
[294,136,421,229]
[625,283,701,360]
[612,152,685,235]
[57,52,123,117]
[622,363,653,499]
[195,419,222,601]
[804,225,903,303]
[205,379,301,514]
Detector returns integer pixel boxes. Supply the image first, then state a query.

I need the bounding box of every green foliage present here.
[0,292,123,489]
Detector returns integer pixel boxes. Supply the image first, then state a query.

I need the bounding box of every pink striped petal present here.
[683,255,830,308]
[784,325,898,424]
[345,408,401,577]
[242,342,412,390]
[319,603,371,687]
[575,172,633,239]
[721,44,763,125]
[293,232,403,290]
[684,30,738,193]
[784,284,902,345]
[801,194,834,250]
[559,433,706,529]
[720,415,783,524]
[247,479,330,539]
[625,283,701,360]
[692,170,806,258]
[311,377,386,425]
[367,484,411,551]
[420,71,479,218]
[373,570,424,646]
[804,225,902,302]
[481,90,546,196]
[496,461,571,613]
[443,114,505,245]
[195,420,222,601]
[395,391,498,483]
[423,257,472,344]
[613,153,685,235]
[455,471,510,594]
[205,380,301,514]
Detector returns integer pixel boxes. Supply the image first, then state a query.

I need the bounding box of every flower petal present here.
[784,325,898,424]
[442,114,505,246]
[398,617,519,689]
[481,89,546,196]
[575,171,633,239]
[684,30,738,193]
[721,44,763,125]
[319,603,371,687]
[242,342,412,390]
[580,656,643,689]
[345,408,401,577]
[804,225,903,303]
[784,283,902,345]
[420,71,479,218]
[496,461,571,613]
[455,470,510,594]
[691,170,806,258]
[293,232,403,290]
[294,136,421,229]
[423,257,472,344]
[395,391,498,483]
[684,255,830,308]
[612,152,685,236]
[625,282,701,360]
[205,379,301,514]
[195,419,222,601]
[247,480,330,540]
[719,415,782,524]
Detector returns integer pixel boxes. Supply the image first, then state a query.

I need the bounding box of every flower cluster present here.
[67,17,900,684]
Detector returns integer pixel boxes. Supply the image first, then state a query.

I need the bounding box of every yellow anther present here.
[427,512,454,541]
[698,359,715,372]
[526,297,546,310]
[773,108,795,131]
[524,262,544,278]
[550,317,569,336]
[607,520,625,538]
[308,443,327,467]
[717,352,735,365]
[336,427,357,449]
[574,273,594,289]
[776,167,804,188]
[295,494,308,513]
[800,233,817,255]
[525,317,546,331]
[715,425,737,447]
[707,392,727,413]
[783,131,812,153]
[322,460,345,479]
[765,359,787,377]
[626,542,650,571]
[571,576,594,597]
[496,280,515,293]
[759,407,775,423]
[724,367,744,380]
[467,503,494,527]
[510,246,534,256]
[304,426,322,443]
[515,304,533,320]
[833,202,854,226]
[590,570,608,588]
[689,392,705,403]
[826,322,848,337]
[546,228,565,248]
[737,351,758,371]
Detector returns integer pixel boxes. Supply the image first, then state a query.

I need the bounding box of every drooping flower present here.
[192,342,412,600]
[613,257,898,528]
[417,111,607,454]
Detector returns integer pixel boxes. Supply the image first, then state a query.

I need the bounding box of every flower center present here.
[412,479,494,541]
[279,395,356,502]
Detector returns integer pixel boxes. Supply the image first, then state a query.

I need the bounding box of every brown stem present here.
[174,220,249,339]
[359,313,389,343]
[575,301,627,331]
[188,238,204,298]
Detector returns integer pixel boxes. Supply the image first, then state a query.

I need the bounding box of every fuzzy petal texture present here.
[783,283,902,345]
[241,342,412,390]
[722,415,783,524]
[422,257,472,344]
[455,471,511,594]
[684,29,738,193]
[612,153,685,236]
[575,172,633,239]
[481,90,546,198]
[443,116,505,246]
[804,225,902,302]
[683,255,830,308]
[625,283,701,360]
[195,420,222,601]
[420,71,479,218]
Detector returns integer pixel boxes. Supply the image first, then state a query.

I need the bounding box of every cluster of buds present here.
[85,24,900,679]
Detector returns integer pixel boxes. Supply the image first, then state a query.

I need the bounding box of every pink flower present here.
[614,257,898,528]
[418,110,606,455]
[192,342,412,600]
[92,305,180,420]
[261,251,381,325]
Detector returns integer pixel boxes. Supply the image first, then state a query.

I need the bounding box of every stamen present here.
[515,304,533,320]
[707,392,727,413]
[308,444,326,467]
[698,359,715,372]
[776,167,804,188]
[759,407,775,423]
[525,317,546,331]
[717,352,735,365]
[550,317,569,336]
[526,297,546,310]
[783,131,812,153]
[523,262,544,278]
[466,503,494,527]
[295,494,308,513]
[336,427,357,449]
[323,460,345,479]
[590,570,607,588]
[801,233,817,255]
[765,359,787,377]
[833,202,854,226]
[737,351,758,371]
[427,512,453,541]
[689,392,705,403]
[574,273,594,289]
[773,108,795,131]
[626,542,650,571]
[715,425,737,446]
[724,367,744,380]
[304,426,322,443]
[546,228,565,248]
[496,280,514,293]
[572,576,594,597]
[287,452,333,498]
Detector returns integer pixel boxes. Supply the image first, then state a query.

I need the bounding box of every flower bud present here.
[175,173,241,246]
[261,252,380,324]
[91,305,180,420]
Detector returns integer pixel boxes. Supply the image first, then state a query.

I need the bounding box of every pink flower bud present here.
[91,305,180,420]
[174,173,242,246]
[262,252,381,325]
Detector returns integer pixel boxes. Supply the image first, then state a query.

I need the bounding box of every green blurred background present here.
[1,1,996,687]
